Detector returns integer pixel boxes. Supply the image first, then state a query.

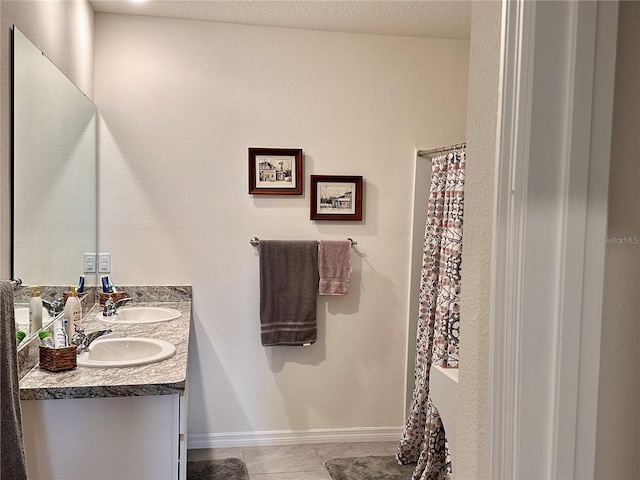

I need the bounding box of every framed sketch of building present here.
[249,148,303,195]
[310,175,363,221]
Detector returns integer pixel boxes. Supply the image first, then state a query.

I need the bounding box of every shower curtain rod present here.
[418,142,466,158]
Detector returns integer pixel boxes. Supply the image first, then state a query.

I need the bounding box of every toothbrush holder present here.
[99,291,128,306]
[39,345,77,372]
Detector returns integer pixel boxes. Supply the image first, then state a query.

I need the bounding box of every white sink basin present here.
[77,337,176,368]
[95,306,181,324]
[14,306,52,333]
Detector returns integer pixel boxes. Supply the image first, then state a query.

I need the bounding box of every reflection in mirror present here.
[14,305,52,340]
[12,27,97,343]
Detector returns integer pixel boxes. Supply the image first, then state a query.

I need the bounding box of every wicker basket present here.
[99,291,128,306]
[39,345,77,372]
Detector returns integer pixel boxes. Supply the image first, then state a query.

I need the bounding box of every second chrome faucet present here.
[102,297,133,317]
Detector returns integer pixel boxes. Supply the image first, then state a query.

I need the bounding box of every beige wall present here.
[4,0,638,474]
[94,12,469,438]
[0,0,94,279]
[595,2,640,478]
[457,2,501,478]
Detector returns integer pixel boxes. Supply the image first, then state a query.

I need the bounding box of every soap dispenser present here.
[29,285,43,336]
[63,286,82,340]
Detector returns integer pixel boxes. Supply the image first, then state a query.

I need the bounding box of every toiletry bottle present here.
[39,330,55,348]
[63,286,82,339]
[101,275,110,293]
[52,319,67,348]
[29,285,43,336]
[16,329,26,346]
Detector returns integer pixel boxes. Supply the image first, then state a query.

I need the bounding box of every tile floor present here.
[187,441,400,479]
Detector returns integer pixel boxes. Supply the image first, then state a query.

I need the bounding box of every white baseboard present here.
[187,426,404,449]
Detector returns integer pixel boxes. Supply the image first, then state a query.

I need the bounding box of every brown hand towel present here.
[318,240,351,295]
[259,241,319,346]
[1,281,28,480]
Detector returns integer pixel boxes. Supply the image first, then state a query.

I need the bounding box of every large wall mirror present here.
[11,26,97,287]
[11,26,97,341]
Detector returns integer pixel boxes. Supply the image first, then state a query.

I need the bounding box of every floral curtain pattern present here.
[396,150,465,480]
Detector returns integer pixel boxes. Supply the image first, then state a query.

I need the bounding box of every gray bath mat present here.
[187,457,249,480]
[325,455,415,480]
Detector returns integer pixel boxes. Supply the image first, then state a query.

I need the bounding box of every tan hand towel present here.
[318,240,351,295]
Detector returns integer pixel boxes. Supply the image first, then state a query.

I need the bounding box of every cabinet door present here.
[23,395,180,480]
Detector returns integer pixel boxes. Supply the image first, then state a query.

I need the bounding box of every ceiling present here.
[89,0,472,40]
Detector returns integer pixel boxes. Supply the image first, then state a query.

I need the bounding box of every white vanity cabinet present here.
[22,391,188,480]
[19,298,192,480]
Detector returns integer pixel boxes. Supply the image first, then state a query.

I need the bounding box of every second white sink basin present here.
[95,306,181,324]
[14,306,52,333]
[77,337,176,368]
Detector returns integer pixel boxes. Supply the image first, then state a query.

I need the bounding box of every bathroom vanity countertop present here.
[19,301,191,400]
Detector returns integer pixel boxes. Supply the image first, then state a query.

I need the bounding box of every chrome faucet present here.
[42,297,64,316]
[72,328,111,354]
[102,297,133,317]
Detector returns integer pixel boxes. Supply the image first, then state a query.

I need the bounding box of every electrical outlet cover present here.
[83,253,96,273]
[98,253,111,273]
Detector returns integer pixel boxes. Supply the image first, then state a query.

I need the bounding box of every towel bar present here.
[250,237,356,247]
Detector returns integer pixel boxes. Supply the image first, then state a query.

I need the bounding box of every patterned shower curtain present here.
[396,149,465,480]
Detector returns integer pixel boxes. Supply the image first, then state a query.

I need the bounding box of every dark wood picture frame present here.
[310,175,363,221]
[248,148,303,195]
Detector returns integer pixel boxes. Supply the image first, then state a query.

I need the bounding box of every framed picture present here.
[248,148,303,195]
[310,175,363,221]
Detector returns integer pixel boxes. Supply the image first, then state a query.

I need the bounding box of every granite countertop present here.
[19,301,191,400]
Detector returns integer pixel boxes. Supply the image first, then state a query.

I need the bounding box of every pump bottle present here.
[63,286,82,340]
[29,285,43,336]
